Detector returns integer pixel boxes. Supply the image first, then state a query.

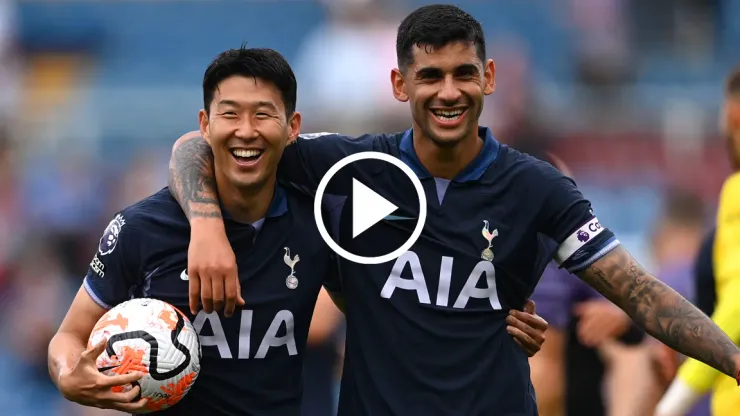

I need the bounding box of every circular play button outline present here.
[313,151,427,265]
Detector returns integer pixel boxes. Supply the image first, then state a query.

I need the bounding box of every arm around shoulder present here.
[168,131,223,221]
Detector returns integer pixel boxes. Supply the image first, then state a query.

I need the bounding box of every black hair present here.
[727,65,740,97]
[202,45,297,116]
[396,4,486,70]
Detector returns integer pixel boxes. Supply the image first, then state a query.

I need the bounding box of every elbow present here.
[171,131,203,154]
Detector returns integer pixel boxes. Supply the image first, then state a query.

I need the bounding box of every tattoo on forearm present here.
[168,134,222,220]
[578,246,739,379]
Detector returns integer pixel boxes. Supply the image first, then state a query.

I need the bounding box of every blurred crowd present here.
[0,0,736,415]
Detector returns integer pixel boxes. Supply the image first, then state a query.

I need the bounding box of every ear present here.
[391,68,409,102]
[728,99,740,130]
[198,109,211,145]
[287,111,302,144]
[483,58,496,95]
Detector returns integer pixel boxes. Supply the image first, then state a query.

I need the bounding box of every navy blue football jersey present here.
[277,128,620,415]
[84,187,339,416]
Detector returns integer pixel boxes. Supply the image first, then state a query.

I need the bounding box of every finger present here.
[235,271,245,306]
[82,339,108,360]
[511,337,525,350]
[189,271,201,315]
[523,299,536,314]
[224,273,238,318]
[572,303,591,316]
[108,397,148,412]
[211,275,225,313]
[506,315,545,346]
[578,321,607,347]
[509,310,548,330]
[510,333,532,355]
[98,371,144,388]
[201,273,214,313]
[507,325,538,354]
[101,384,141,403]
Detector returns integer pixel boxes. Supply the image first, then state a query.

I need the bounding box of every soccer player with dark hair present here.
[49,47,344,415]
[169,6,740,415]
[656,66,740,416]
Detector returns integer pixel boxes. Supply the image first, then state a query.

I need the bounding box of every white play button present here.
[352,178,398,238]
[313,151,427,265]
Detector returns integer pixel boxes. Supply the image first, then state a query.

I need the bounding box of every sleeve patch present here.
[98,213,126,256]
[554,217,604,264]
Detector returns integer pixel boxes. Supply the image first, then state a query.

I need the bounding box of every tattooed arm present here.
[577,245,740,380]
[168,131,222,220]
[169,131,243,316]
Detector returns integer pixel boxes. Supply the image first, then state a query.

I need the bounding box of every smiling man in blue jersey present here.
[167,5,740,415]
[49,47,348,415]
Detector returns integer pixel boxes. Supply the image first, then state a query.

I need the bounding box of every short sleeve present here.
[320,194,346,294]
[694,228,716,316]
[83,212,142,309]
[322,252,343,294]
[535,164,620,272]
[277,133,381,194]
[536,166,593,244]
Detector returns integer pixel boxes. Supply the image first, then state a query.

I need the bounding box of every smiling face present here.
[392,41,494,147]
[199,75,300,192]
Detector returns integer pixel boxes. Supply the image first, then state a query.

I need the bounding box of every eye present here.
[221,112,237,118]
[455,68,477,79]
[417,69,443,81]
[255,112,270,119]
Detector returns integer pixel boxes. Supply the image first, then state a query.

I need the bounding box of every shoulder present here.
[296,131,402,153]
[720,173,740,204]
[717,173,740,225]
[492,145,567,186]
[114,188,187,234]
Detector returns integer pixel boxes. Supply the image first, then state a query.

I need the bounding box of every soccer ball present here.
[88,298,201,413]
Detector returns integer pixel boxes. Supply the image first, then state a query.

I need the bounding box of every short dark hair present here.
[662,189,705,227]
[396,4,486,70]
[727,66,740,97]
[202,46,297,116]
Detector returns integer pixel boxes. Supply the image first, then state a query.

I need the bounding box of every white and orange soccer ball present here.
[88,298,202,413]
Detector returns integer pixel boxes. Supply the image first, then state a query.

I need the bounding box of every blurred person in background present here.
[656,68,740,416]
[0,130,21,297]
[293,0,407,135]
[529,154,655,416]
[647,191,711,416]
[0,240,77,415]
[301,289,343,415]
[0,0,19,126]
[693,228,716,318]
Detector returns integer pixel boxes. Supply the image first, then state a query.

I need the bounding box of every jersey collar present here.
[399,126,500,182]
[221,184,288,228]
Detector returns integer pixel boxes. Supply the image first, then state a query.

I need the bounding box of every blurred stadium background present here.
[0,0,736,414]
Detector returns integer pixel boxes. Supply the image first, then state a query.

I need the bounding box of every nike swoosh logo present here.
[180,269,188,281]
[384,215,416,221]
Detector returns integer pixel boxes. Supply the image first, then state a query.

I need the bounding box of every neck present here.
[732,130,740,171]
[412,124,483,180]
[216,173,276,225]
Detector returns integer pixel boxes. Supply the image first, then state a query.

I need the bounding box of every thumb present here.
[82,339,108,361]
[523,299,536,314]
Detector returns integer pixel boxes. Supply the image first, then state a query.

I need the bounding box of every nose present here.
[437,75,462,103]
[234,118,259,140]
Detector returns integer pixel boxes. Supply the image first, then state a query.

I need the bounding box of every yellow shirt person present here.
[657,173,740,415]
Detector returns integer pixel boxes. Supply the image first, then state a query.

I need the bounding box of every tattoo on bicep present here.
[168,135,222,219]
[578,246,739,378]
